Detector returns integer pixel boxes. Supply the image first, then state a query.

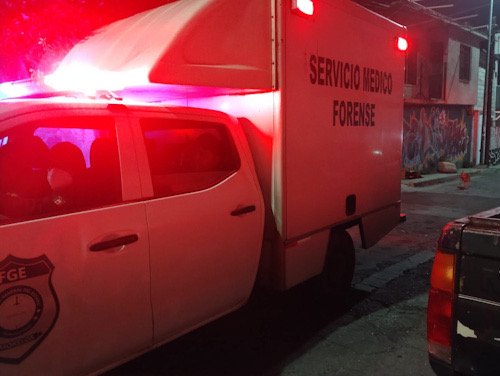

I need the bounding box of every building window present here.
[405,40,418,85]
[429,42,444,99]
[459,44,471,81]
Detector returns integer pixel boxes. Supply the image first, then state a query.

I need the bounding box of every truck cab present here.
[0,98,264,375]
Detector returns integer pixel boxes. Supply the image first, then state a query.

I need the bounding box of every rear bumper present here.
[429,356,456,376]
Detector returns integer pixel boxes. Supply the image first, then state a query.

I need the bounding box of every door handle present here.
[89,234,139,252]
[231,205,256,216]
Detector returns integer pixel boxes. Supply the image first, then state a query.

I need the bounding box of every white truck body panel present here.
[282,0,404,240]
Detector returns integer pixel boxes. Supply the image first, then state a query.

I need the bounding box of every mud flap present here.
[360,203,401,249]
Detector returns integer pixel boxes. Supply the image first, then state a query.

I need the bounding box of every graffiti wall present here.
[489,121,500,165]
[403,105,472,173]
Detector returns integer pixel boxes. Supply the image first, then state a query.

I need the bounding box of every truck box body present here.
[48,0,405,289]
[0,1,408,375]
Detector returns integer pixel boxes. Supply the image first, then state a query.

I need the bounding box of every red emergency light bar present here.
[292,0,314,16]
[397,37,408,52]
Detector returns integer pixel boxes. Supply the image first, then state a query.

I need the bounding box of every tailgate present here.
[455,208,500,374]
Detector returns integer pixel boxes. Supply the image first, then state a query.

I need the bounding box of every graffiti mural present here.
[490,148,500,165]
[489,123,500,165]
[403,105,472,173]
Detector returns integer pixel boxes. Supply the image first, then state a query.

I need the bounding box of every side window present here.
[0,116,122,224]
[405,39,417,85]
[459,44,471,81]
[141,118,240,198]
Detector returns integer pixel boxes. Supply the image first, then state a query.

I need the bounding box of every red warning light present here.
[397,37,408,52]
[292,0,314,16]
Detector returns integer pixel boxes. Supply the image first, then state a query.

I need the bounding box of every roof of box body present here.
[48,0,273,92]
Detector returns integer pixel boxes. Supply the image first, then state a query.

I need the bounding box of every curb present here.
[402,169,482,187]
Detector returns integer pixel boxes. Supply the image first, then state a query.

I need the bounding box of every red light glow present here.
[44,64,149,95]
[292,0,314,16]
[0,80,34,99]
[397,37,408,52]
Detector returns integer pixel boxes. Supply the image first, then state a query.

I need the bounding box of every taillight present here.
[427,250,455,364]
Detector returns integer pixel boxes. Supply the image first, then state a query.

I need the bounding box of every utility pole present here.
[481,0,495,166]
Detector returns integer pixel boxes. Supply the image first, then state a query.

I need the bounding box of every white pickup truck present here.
[0,0,406,374]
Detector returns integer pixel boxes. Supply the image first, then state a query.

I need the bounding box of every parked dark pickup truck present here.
[428,208,500,375]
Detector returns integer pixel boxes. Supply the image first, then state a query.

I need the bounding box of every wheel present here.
[319,230,355,296]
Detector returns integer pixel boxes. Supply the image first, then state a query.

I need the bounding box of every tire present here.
[319,230,355,296]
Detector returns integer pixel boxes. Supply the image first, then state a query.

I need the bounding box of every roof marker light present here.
[397,37,409,52]
[292,0,314,16]
[0,80,33,99]
[44,63,149,95]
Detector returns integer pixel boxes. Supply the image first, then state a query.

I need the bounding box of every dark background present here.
[1,0,499,83]
[0,0,173,82]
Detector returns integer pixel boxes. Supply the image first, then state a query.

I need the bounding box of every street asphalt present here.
[107,165,500,376]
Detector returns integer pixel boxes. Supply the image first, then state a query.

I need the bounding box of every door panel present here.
[0,207,151,376]
[0,111,152,375]
[147,174,263,341]
[135,113,264,343]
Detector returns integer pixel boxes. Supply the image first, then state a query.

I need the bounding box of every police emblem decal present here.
[0,255,59,364]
